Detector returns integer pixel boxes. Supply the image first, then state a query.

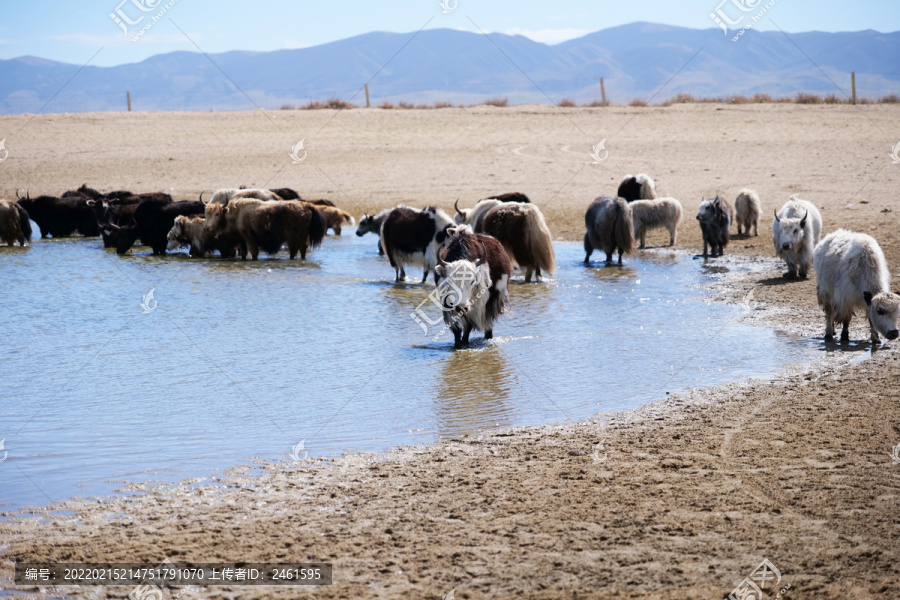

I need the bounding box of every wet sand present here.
[2,104,900,598]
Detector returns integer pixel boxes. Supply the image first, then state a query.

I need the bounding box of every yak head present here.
[203,203,227,234]
[773,209,808,251]
[864,291,900,341]
[435,239,488,317]
[452,198,471,225]
[114,223,140,254]
[100,223,121,248]
[696,196,725,224]
[356,213,377,236]
[167,215,189,250]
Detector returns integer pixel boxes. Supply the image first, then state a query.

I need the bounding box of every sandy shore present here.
[2,104,900,598]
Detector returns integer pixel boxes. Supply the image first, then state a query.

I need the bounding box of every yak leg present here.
[524,267,533,283]
[822,298,836,341]
[452,327,464,349]
[798,261,809,279]
[669,226,676,246]
[784,257,797,279]
[753,221,759,236]
[639,229,646,249]
[243,237,259,261]
[461,325,472,347]
[604,250,613,265]
[617,249,624,266]
[868,315,881,345]
[334,226,341,236]
[535,267,542,282]
[583,234,594,264]
[421,268,429,284]
[702,239,709,258]
[485,328,493,340]
[840,318,851,343]
[378,241,385,255]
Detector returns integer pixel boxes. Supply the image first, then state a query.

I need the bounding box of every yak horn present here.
[437,250,448,267]
[454,198,463,216]
[773,209,780,222]
[800,210,808,223]
[475,240,487,266]
[16,189,22,200]
[199,191,205,203]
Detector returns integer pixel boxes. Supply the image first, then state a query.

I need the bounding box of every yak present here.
[435,226,512,348]
[584,196,636,265]
[696,195,733,258]
[773,196,822,279]
[0,200,28,246]
[481,202,556,282]
[16,191,99,238]
[629,197,682,249]
[734,188,761,237]
[616,174,658,202]
[814,229,900,344]
[381,206,455,282]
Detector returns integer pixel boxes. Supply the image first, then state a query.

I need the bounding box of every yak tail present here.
[525,206,556,276]
[614,200,636,256]
[16,205,32,241]
[5,204,23,244]
[308,207,327,249]
[641,178,658,200]
[340,209,356,226]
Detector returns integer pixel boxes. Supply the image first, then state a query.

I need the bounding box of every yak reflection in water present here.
[432,345,515,438]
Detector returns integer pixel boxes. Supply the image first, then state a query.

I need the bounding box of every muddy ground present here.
[1,104,899,598]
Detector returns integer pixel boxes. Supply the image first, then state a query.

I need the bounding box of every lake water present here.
[0,232,817,512]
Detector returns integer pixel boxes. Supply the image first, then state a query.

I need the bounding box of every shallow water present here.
[0,233,817,511]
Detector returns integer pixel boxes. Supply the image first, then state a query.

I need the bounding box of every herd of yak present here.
[1,173,898,349]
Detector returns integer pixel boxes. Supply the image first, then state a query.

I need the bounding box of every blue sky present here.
[0,0,898,66]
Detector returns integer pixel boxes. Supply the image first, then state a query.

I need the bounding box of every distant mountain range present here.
[1,22,898,113]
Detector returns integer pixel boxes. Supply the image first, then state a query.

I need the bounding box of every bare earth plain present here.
[1,104,900,599]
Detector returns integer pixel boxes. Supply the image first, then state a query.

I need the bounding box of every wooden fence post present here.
[851,72,857,105]
[365,84,371,108]
[127,91,132,112]
[600,78,607,106]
